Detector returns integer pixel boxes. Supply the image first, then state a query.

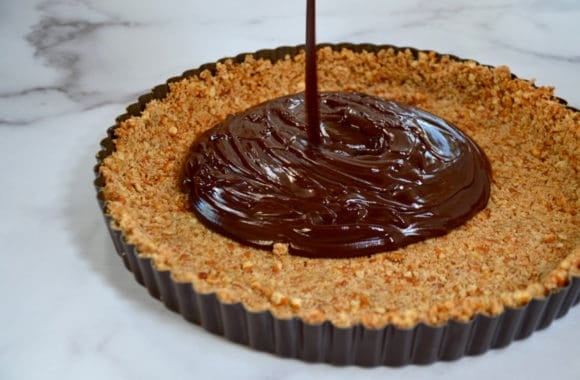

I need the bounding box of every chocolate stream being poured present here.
[305,0,321,145]
[182,92,491,258]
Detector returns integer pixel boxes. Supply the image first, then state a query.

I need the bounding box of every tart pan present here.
[94,43,580,366]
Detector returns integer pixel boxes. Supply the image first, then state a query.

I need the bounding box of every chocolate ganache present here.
[182,91,491,258]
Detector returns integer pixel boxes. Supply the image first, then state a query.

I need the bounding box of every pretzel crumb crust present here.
[100,47,579,329]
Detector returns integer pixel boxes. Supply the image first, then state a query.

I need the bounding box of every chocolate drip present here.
[305,0,321,145]
[182,92,491,258]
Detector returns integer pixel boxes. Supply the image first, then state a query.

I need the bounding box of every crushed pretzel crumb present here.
[272,243,289,256]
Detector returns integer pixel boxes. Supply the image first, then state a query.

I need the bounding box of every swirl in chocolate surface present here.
[182,92,491,258]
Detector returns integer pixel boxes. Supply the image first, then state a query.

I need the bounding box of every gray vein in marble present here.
[28,17,129,53]
[530,18,551,31]
[73,0,127,23]
[0,96,137,127]
[394,2,516,15]
[0,0,142,126]
[0,86,66,99]
[91,327,117,355]
[397,3,518,28]
[67,327,133,379]
[494,39,580,63]
[399,12,448,28]
[0,119,35,127]
[26,17,134,96]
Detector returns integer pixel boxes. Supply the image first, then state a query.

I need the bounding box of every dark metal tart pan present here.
[94,43,579,366]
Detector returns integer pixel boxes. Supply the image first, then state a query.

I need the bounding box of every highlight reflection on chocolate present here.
[182,92,491,258]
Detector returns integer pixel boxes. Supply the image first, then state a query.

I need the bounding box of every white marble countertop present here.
[1,0,578,379]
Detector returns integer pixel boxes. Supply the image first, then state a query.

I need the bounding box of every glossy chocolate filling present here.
[182,91,491,258]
